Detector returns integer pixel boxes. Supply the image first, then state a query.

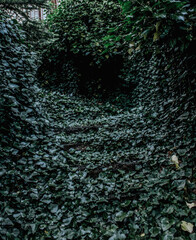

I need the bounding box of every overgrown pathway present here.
[1,90,195,240]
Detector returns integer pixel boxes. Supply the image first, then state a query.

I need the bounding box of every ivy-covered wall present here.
[0,12,40,146]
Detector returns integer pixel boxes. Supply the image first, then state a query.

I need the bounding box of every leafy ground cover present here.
[1,77,195,239]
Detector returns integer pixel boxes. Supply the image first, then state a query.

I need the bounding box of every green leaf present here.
[160,218,175,231]
[115,211,127,222]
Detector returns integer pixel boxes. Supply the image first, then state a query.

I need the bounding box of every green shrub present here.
[115,0,196,100]
[118,0,195,47]
[38,0,125,95]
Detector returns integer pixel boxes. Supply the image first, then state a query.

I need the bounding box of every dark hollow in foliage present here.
[37,0,126,96]
[71,54,124,95]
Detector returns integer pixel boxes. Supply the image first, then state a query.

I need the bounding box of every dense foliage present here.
[115,0,195,89]
[38,0,196,96]
[0,0,195,239]
[0,10,43,238]
[1,84,195,239]
[0,0,50,48]
[0,0,48,20]
[38,0,125,94]
[118,0,195,46]
[0,11,40,146]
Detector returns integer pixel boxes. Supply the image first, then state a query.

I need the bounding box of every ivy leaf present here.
[186,202,196,209]
[153,32,160,42]
[115,211,127,222]
[63,217,73,226]
[171,155,179,169]
[160,218,175,231]
[181,221,194,233]
[149,227,160,237]
[109,233,126,240]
